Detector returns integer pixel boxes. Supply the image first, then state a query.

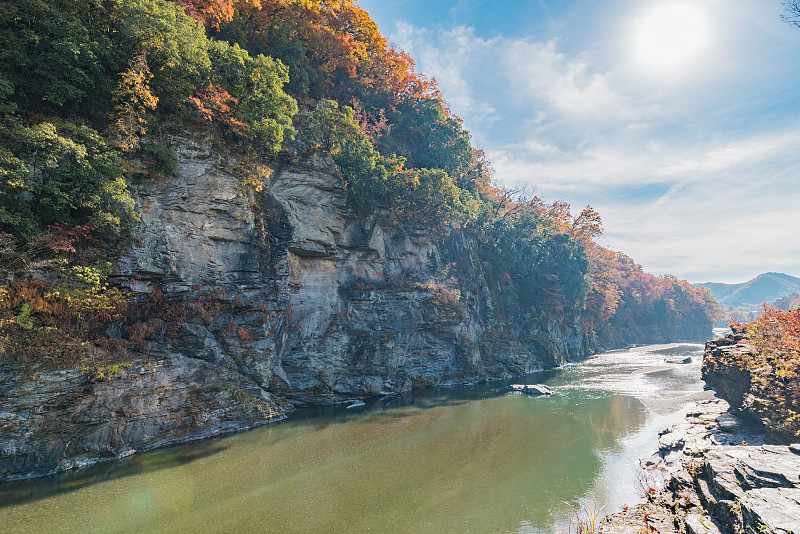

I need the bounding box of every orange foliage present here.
[232,0,445,110]
[581,240,720,339]
[733,305,800,355]
[0,280,129,363]
[238,0,367,83]
[718,306,800,436]
[189,83,249,136]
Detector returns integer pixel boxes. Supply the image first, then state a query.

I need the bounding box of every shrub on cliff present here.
[705,307,800,439]
[472,194,589,313]
[0,0,298,246]
[0,121,138,240]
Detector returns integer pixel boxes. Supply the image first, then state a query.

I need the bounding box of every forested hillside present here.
[0,0,718,368]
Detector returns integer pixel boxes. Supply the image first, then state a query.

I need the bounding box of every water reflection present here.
[0,343,708,534]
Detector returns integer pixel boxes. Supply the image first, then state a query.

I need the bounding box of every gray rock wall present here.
[1,357,288,481]
[0,134,588,481]
[117,135,587,406]
[607,398,800,534]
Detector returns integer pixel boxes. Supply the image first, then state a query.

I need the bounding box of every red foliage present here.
[175,0,235,29]
[733,305,800,354]
[582,240,720,337]
[234,0,447,111]
[350,98,392,143]
[40,223,94,255]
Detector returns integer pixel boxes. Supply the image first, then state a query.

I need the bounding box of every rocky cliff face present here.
[0,357,288,481]
[702,334,800,442]
[117,135,587,403]
[1,134,587,481]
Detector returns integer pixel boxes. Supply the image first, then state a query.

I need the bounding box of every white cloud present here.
[384,12,800,283]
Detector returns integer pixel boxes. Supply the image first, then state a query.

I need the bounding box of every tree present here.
[175,0,235,29]
[783,1,800,26]
[572,205,603,242]
[208,40,297,154]
[0,0,118,117]
[113,0,213,109]
[111,55,159,152]
[0,122,138,237]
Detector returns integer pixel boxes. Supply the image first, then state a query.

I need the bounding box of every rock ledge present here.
[601,398,800,533]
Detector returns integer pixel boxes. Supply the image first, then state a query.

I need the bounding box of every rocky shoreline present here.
[601,385,800,531]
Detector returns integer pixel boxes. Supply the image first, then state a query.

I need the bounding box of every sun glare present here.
[634,3,708,73]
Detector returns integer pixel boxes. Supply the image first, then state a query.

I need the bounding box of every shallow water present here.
[0,342,710,533]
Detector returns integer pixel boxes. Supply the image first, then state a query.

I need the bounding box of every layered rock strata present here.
[702,334,800,442]
[601,398,800,533]
[0,357,288,481]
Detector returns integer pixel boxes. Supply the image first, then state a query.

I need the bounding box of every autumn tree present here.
[207,40,297,154]
[175,0,235,29]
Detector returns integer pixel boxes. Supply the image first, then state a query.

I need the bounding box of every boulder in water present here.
[666,356,692,364]
[508,384,554,396]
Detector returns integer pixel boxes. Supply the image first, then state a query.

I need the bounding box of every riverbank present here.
[600,398,800,533]
[0,342,712,533]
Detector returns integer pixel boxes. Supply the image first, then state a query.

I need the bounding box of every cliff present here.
[120,134,587,401]
[0,134,586,481]
[703,333,800,442]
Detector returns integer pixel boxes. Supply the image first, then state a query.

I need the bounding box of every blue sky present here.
[359,0,800,283]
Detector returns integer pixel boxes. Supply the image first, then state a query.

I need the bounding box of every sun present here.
[634,2,708,72]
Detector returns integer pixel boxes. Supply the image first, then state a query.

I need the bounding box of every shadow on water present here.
[0,371,560,508]
[0,442,229,508]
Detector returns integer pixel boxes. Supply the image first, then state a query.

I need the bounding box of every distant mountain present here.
[698,272,800,311]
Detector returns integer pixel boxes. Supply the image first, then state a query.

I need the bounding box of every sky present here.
[358,0,800,284]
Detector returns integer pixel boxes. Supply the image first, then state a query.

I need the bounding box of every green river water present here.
[0,342,712,533]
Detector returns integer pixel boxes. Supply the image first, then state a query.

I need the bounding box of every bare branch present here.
[782,1,800,27]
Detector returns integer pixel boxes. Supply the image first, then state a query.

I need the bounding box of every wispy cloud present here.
[383,6,800,283]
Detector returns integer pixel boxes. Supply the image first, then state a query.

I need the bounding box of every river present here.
[0,340,716,533]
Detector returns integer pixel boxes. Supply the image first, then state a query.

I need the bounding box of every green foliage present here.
[110,0,297,155]
[302,101,389,208]
[15,303,34,330]
[0,121,138,238]
[0,0,119,115]
[474,201,589,312]
[208,41,297,154]
[115,0,212,110]
[404,168,478,226]
[379,98,473,180]
[303,101,476,223]
[72,262,113,287]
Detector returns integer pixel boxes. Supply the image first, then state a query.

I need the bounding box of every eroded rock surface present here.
[115,136,588,405]
[0,357,288,481]
[604,398,800,534]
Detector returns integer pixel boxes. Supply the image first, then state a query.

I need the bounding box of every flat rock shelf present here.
[601,398,800,533]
